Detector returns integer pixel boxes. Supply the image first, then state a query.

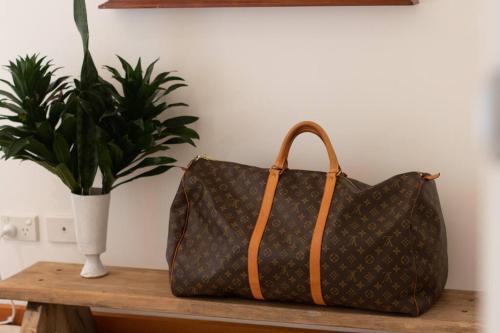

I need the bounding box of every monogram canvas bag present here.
[166,121,448,316]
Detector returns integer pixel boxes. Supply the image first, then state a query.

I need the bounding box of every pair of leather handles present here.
[249,121,439,304]
[249,121,341,305]
[271,121,440,180]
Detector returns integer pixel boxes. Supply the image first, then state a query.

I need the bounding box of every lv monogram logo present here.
[167,158,448,317]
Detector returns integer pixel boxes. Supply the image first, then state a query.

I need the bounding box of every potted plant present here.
[0,0,198,278]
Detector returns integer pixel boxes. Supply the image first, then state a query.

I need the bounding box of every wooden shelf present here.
[0,262,479,333]
[99,0,419,9]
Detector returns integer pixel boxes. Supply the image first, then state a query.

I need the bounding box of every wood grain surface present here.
[0,262,479,333]
[0,305,331,333]
[19,303,96,333]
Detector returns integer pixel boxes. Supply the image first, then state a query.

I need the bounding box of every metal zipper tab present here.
[186,154,212,169]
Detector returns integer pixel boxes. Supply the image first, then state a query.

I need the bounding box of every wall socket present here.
[0,215,39,242]
[46,217,76,243]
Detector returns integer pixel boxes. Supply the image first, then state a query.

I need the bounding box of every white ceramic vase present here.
[71,189,111,279]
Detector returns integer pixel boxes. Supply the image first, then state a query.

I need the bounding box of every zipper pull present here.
[422,173,441,181]
[196,154,211,161]
[186,154,211,169]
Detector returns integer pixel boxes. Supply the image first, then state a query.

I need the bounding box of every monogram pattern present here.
[167,158,447,316]
[411,181,448,313]
[321,174,423,314]
[259,170,324,303]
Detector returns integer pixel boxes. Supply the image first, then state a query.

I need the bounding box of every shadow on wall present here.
[481,72,500,333]
[492,75,500,159]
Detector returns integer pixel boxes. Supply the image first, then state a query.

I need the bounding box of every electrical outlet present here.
[0,215,39,242]
[46,217,76,243]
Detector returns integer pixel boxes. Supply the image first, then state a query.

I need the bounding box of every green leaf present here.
[76,99,98,195]
[104,65,122,81]
[59,115,76,143]
[168,127,199,140]
[5,137,30,159]
[129,145,169,165]
[55,163,80,193]
[74,0,98,86]
[117,156,176,177]
[98,144,115,194]
[15,157,78,193]
[166,102,189,109]
[0,89,22,106]
[0,126,30,138]
[97,56,197,190]
[108,143,124,170]
[48,102,65,127]
[133,118,144,130]
[47,76,69,96]
[112,165,174,190]
[74,0,90,52]
[81,53,99,89]
[25,138,56,162]
[144,59,159,82]
[163,116,198,128]
[117,56,134,75]
[162,83,187,96]
[36,121,53,144]
[164,76,185,83]
[53,133,70,164]
[0,101,26,115]
[164,137,196,146]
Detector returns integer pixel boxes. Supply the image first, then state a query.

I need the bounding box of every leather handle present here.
[274,121,341,174]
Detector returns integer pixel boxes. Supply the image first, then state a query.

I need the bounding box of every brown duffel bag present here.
[167,121,448,316]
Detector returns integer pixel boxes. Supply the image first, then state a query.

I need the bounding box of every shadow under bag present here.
[166,121,448,316]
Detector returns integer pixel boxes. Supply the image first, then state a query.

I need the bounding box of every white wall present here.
[0,0,483,290]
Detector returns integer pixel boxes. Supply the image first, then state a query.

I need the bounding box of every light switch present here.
[46,217,76,243]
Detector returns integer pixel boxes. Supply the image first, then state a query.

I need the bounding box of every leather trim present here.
[423,173,440,181]
[310,173,337,305]
[248,169,281,300]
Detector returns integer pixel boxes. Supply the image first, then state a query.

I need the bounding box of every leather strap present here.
[248,168,280,300]
[274,122,341,174]
[248,121,340,305]
[310,172,337,305]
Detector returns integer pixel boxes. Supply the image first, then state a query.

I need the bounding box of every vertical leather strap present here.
[248,169,281,300]
[310,172,337,305]
[247,121,341,304]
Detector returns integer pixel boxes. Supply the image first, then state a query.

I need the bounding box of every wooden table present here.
[0,262,479,333]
